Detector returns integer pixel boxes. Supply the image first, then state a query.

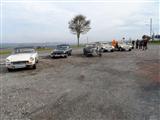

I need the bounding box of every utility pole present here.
[150,18,152,38]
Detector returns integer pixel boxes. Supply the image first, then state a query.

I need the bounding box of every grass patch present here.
[0,48,52,55]
[36,48,52,51]
[0,45,85,55]
[0,50,12,55]
[149,40,160,45]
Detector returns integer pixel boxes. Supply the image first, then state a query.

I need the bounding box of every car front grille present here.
[11,61,28,64]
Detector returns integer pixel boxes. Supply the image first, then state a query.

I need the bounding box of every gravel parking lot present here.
[0,45,160,120]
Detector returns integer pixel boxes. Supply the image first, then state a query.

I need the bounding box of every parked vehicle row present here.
[5,41,133,71]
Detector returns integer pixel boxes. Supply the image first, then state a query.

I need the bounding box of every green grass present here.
[36,48,52,51]
[0,45,84,55]
[0,48,52,55]
[0,50,12,55]
[149,40,160,45]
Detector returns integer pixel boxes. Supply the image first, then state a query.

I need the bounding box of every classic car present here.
[6,47,39,71]
[50,44,72,58]
[83,43,102,57]
[101,42,115,52]
[118,42,132,51]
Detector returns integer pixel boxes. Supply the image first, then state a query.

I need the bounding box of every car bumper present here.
[6,62,34,69]
[50,54,66,57]
[103,48,114,51]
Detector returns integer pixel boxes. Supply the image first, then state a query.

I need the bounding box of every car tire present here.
[119,48,123,51]
[64,54,68,58]
[33,64,36,69]
[7,68,13,72]
[98,53,102,57]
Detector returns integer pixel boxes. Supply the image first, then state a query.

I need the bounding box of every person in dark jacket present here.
[139,40,143,49]
[132,40,135,49]
[136,39,139,49]
[142,35,150,50]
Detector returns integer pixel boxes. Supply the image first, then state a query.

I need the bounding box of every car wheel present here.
[7,68,13,72]
[33,64,36,69]
[64,54,68,58]
[119,48,123,51]
[98,53,102,57]
[128,49,131,51]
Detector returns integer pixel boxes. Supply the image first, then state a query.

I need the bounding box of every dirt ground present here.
[0,45,160,120]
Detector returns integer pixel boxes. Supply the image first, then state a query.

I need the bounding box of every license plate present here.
[14,64,26,68]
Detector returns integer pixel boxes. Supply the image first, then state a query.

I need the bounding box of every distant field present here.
[0,45,84,55]
[0,50,12,55]
[0,48,52,55]
[149,40,160,45]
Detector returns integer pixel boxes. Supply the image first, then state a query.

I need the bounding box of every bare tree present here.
[69,14,91,47]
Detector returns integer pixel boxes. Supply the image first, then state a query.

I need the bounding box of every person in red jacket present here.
[112,39,116,48]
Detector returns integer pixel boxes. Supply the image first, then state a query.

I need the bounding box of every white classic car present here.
[101,42,114,52]
[6,47,39,71]
[118,42,132,51]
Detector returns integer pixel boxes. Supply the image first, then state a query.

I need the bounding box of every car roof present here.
[57,44,70,46]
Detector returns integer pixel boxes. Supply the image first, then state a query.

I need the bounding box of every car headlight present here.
[30,57,34,61]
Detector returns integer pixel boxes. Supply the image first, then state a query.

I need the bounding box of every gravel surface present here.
[0,45,160,120]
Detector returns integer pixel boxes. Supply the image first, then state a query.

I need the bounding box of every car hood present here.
[103,45,112,48]
[6,53,34,62]
[119,44,129,47]
[84,47,96,52]
[52,49,65,53]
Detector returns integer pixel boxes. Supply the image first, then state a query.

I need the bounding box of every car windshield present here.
[57,45,69,50]
[14,48,35,54]
[86,44,96,48]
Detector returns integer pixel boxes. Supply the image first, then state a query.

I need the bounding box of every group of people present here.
[112,35,150,50]
[132,37,149,50]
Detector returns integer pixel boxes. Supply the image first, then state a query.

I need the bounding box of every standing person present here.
[112,39,116,48]
[136,39,139,49]
[122,37,125,42]
[115,41,119,49]
[143,39,147,50]
[139,40,143,49]
[142,35,150,50]
[132,40,135,49]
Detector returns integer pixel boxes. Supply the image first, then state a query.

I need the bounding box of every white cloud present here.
[2,1,159,43]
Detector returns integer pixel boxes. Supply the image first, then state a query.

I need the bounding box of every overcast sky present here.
[0,0,159,43]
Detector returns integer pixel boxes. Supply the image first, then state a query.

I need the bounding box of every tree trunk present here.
[77,33,80,47]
